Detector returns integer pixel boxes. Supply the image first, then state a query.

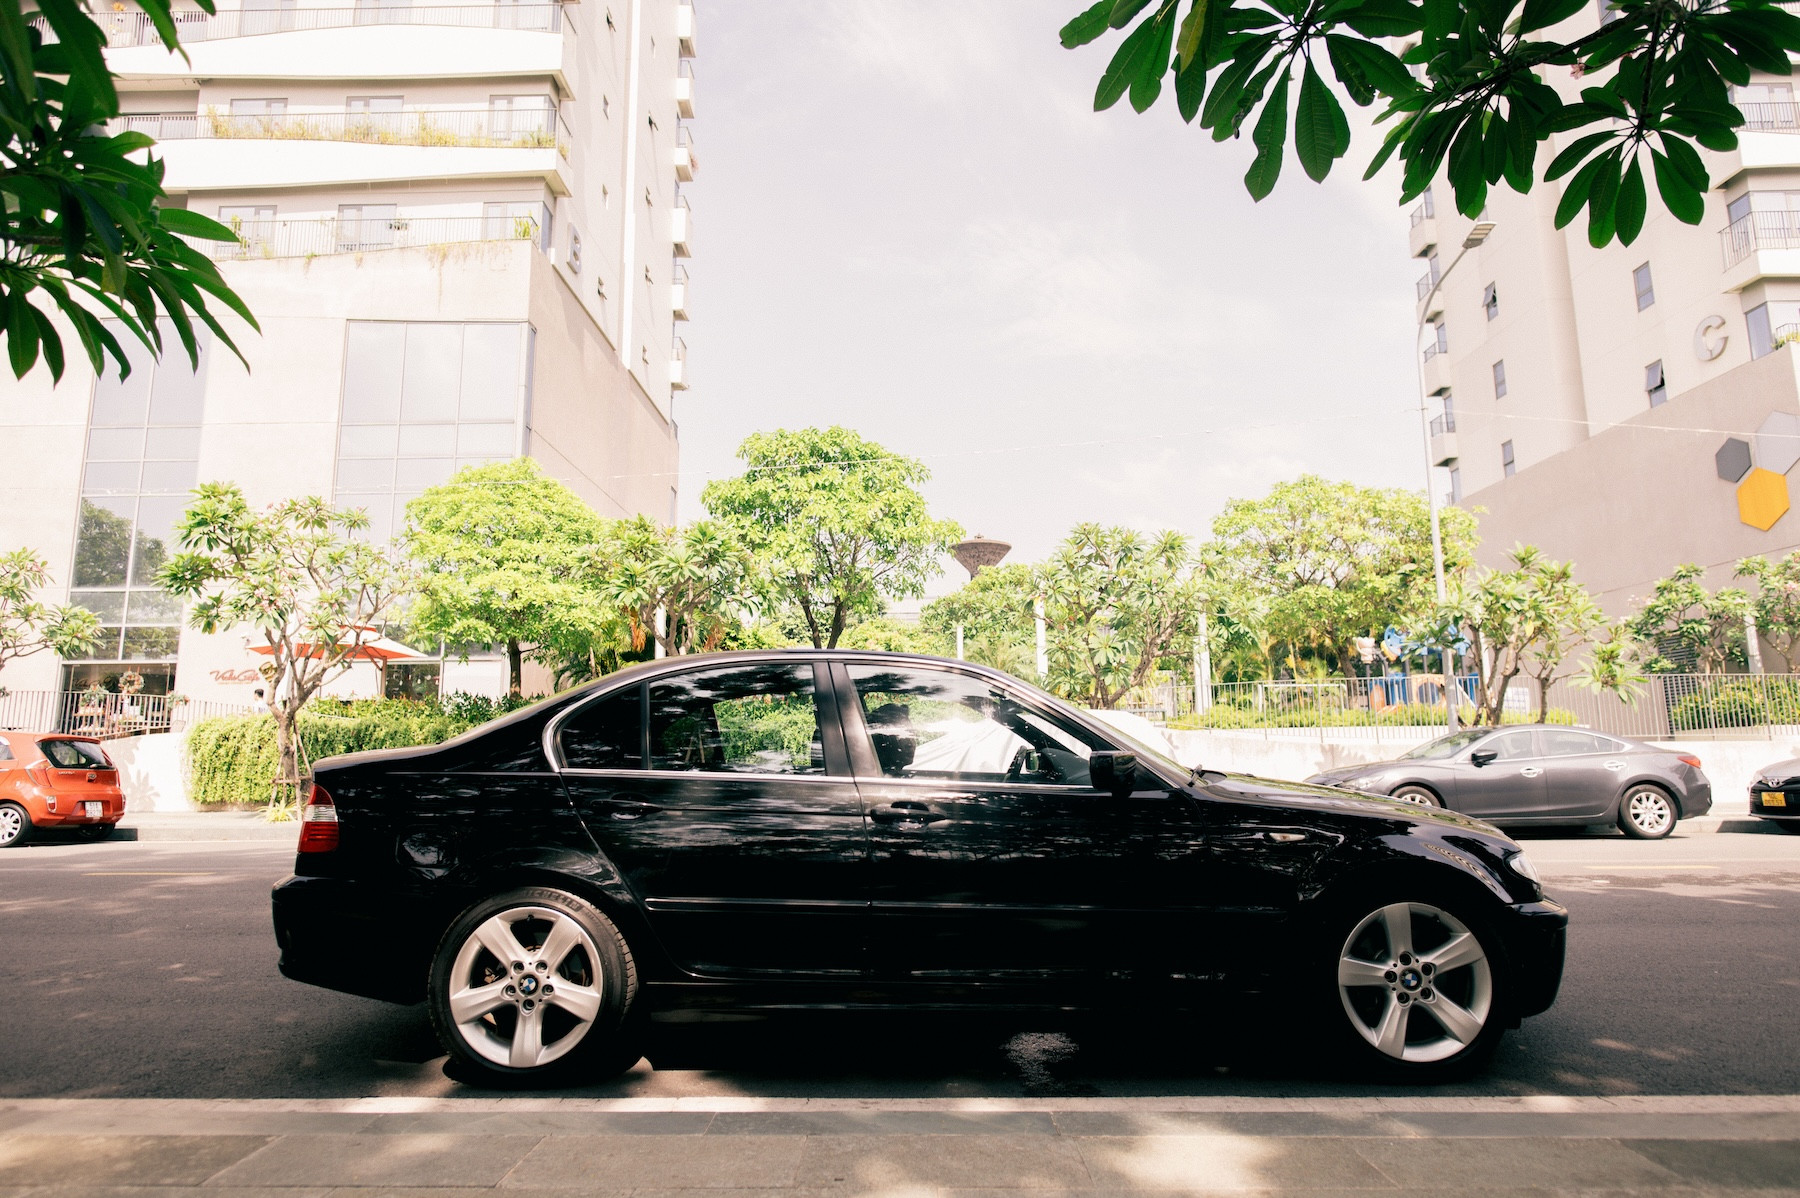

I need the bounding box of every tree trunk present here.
[826,604,848,649]
[272,704,302,809]
[1532,674,1550,724]
[507,638,523,697]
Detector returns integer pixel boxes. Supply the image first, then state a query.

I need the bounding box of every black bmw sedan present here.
[272,651,1567,1085]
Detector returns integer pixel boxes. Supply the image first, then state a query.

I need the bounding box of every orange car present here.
[0,732,126,847]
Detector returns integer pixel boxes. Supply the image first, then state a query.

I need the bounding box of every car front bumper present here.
[1749,785,1800,821]
[1504,898,1568,1020]
[272,874,439,1005]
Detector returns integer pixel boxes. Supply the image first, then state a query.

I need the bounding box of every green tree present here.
[1736,551,1800,670]
[1039,525,1200,708]
[702,427,962,649]
[591,516,757,656]
[1519,554,1604,721]
[1629,562,1749,673]
[1,0,254,381]
[1206,475,1477,676]
[157,484,405,807]
[0,546,102,680]
[837,615,942,656]
[402,459,608,696]
[920,562,1041,675]
[1061,0,1799,248]
[1452,545,1601,724]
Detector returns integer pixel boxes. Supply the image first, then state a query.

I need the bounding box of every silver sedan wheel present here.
[1624,787,1674,838]
[0,805,24,847]
[444,905,606,1070]
[1337,902,1493,1064]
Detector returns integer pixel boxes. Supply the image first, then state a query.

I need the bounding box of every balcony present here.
[671,195,692,257]
[671,337,689,391]
[1408,196,1437,259]
[1421,341,1451,394]
[1718,209,1800,290]
[671,264,690,320]
[674,125,697,182]
[675,61,695,118]
[198,210,551,262]
[1428,413,1458,466]
[116,106,571,155]
[82,3,565,47]
[676,1,697,56]
[1740,101,1800,132]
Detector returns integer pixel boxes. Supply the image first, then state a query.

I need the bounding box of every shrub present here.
[1667,678,1800,732]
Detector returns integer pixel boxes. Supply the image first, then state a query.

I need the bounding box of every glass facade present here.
[332,321,532,542]
[67,329,208,689]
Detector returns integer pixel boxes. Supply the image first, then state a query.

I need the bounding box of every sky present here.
[674,2,1426,589]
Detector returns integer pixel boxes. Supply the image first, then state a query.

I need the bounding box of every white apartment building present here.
[1410,3,1800,614]
[0,0,697,712]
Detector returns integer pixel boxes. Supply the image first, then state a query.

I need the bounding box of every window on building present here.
[243,0,299,34]
[488,94,554,141]
[1731,81,1797,130]
[228,97,287,117]
[1481,283,1499,321]
[68,323,208,686]
[1423,320,1447,361]
[1492,359,1507,398]
[347,95,403,134]
[1597,0,1619,25]
[1646,359,1668,406]
[1633,262,1655,310]
[353,0,414,26]
[1449,466,1463,502]
[1421,186,1435,219]
[568,227,581,273]
[1750,303,1774,358]
[334,322,531,543]
[481,200,552,250]
[1501,440,1516,477]
[336,203,396,252]
[1427,251,1441,285]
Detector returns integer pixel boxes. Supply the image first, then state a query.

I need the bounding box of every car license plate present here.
[1765,793,1787,808]
[81,801,102,818]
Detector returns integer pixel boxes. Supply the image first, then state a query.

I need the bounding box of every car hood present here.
[1308,762,1395,784]
[1199,770,1501,837]
[1756,756,1800,781]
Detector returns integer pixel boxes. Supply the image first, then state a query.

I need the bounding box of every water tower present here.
[952,534,1011,580]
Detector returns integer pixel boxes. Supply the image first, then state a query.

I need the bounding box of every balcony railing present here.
[1422,341,1446,362]
[671,336,689,391]
[112,107,572,157]
[78,3,564,47]
[1739,101,1800,131]
[201,212,549,262]
[674,125,696,181]
[0,689,254,737]
[1409,196,1434,226]
[671,262,690,319]
[676,59,696,118]
[671,194,692,257]
[1429,412,1456,436]
[1719,209,1800,268]
[1415,269,1436,301]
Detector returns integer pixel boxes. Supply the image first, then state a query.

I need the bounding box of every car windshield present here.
[1399,729,1491,761]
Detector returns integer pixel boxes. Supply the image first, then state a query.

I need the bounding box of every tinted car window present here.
[558,686,643,770]
[0,740,13,761]
[847,664,1103,785]
[41,740,110,769]
[1400,729,1489,760]
[1540,729,1620,756]
[1484,731,1538,761]
[649,664,826,775]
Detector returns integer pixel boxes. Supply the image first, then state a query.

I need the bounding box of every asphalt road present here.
[3,829,1797,1100]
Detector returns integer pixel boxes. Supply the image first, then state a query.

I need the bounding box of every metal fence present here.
[202,212,549,261]
[111,106,572,155]
[1122,672,1800,743]
[79,3,566,47]
[0,690,254,738]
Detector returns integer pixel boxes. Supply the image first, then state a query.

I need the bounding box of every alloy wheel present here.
[1390,787,1438,808]
[1337,901,1493,1064]
[1625,788,1674,838]
[444,905,606,1070]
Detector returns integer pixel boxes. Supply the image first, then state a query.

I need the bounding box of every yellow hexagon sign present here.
[1738,467,1790,531]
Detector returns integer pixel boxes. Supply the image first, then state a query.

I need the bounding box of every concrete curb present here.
[115,812,298,843]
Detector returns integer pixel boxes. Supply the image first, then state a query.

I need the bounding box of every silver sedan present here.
[1305,725,1712,840]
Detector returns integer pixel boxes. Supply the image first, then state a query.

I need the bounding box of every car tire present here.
[1390,786,1441,808]
[1318,889,1510,1082]
[1618,785,1677,840]
[427,886,640,1087]
[1774,821,1800,835]
[0,802,31,848]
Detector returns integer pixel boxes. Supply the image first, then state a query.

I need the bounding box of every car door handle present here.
[1519,767,1542,778]
[870,801,946,827]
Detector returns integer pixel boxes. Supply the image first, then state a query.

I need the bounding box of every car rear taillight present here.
[297,781,339,853]
[1678,754,1703,770]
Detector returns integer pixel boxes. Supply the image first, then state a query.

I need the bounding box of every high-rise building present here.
[1408,4,1800,615]
[1,0,696,706]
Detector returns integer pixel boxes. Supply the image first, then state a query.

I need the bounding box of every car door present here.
[834,660,1206,986]
[1536,729,1632,820]
[1450,728,1549,820]
[554,661,870,980]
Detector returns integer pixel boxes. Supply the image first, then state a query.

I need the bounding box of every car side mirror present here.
[1090,750,1138,796]
[1470,749,1497,767]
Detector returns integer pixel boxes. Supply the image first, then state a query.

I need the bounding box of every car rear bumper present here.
[1679,778,1713,818]
[31,794,125,826]
[1504,898,1568,1020]
[271,874,436,1004]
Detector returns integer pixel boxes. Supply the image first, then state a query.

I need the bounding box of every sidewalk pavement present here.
[1,1096,1796,1195]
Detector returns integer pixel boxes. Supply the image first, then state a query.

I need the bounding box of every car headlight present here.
[1505,850,1541,886]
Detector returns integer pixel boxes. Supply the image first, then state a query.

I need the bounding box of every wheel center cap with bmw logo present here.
[518,975,539,996]
[1399,968,1423,991]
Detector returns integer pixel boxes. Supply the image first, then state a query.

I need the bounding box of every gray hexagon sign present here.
[1756,411,1800,475]
[1717,437,1753,483]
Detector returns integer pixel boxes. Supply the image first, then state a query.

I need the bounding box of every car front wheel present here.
[1618,785,1676,840]
[1389,786,1440,808]
[427,887,640,1086]
[1327,896,1507,1080]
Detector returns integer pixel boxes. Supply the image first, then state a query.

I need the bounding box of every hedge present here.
[1168,702,1576,731]
[184,695,529,806]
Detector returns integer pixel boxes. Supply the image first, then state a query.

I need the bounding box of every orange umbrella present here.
[247,627,429,662]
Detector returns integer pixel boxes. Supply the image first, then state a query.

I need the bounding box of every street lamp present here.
[1415,219,1494,733]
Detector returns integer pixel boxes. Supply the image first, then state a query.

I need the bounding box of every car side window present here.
[558,686,643,770]
[845,664,1104,786]
[648,663,827,775]
[1540,729,1615,757]
[0,740,13,762]
[1483,731,1538,761]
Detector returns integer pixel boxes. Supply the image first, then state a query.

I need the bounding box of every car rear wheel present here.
[1326,895,1507,1081]
[428,887,640,1086]
[0,802,31,848]
[1390,786,1441,808]
[1618,785,1676,840]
